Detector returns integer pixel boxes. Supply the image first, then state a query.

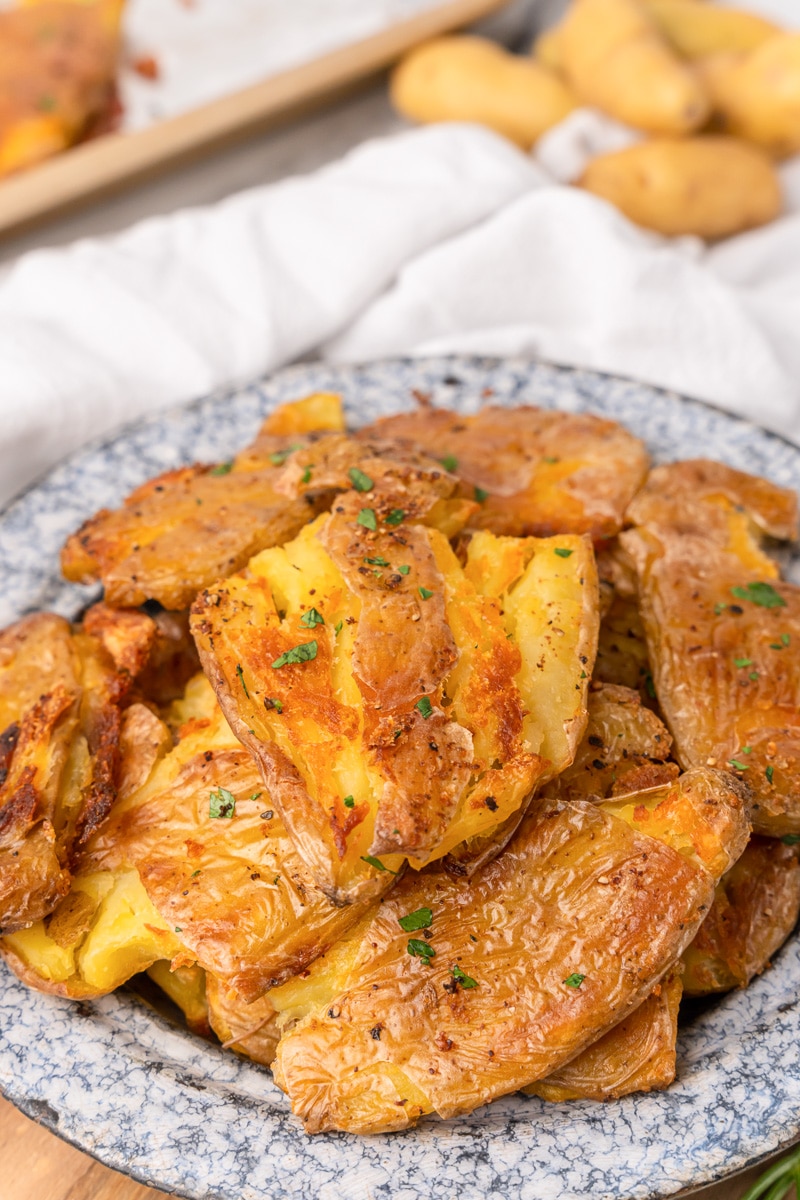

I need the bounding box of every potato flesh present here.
[271,797,716,1133]
[60,393,346,610]
[682,836,800,995]
[146,961,211,1037]
[621,460,800,836]
[361,405,649,540]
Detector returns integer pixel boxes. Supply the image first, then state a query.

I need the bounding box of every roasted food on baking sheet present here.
[621,459,800,837]
[0,0,123,178]
[0,603,157,934]
[682,835,800,996]
[270,768,748,1133]
[192,475,598,900]
[60,394,346,611]
[359,404,649,539]
[525,967,683,1102]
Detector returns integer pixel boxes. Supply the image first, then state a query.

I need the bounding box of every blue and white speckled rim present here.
[0,357,799,1200]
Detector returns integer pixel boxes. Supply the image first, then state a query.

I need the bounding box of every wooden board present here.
[0,0,510,238]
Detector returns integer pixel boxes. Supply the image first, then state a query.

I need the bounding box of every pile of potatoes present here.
[390,0,800,239]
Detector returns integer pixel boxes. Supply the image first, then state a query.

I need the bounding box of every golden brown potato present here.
[205,973,280,1067]
[683,836,800,995]
[0,0,123,178]
[560,0,709,134]
[621,459,800,837]
[526,968,683,1101]
[645,1,779,59]
[192,467,598,900]
[271,768,747,1133]
[0,605,156,933]
[389,36,576,148]
[595,593,657,705]
[579,137,782,240]
[146,961,212,1038]
[360,404,649,540]
[543,682,678,803]
[60,393,346,610]
[701,33,800,159]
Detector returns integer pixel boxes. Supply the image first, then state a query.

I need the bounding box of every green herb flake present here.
[360,855,398,875]
[265,697,283,713]
[209,787,236,819]
[439,455,458,472]
[474,486,489,504]
[301,465,312,485]
[554,548,573,559]
[348,467,374,493]
[272,640,318,669]
[175,927,182,934]
[730,582,787,609]
[782,833,800,845]
[364,555,390,566]
[393,728,403,740]
[343,795,355,809]
[733,657,753,668]
[415,697,433,719]
[766,766,775,784]
[741,746,753,754]
[451,963,478,989]
[749,671,760,681]
[210,460,234,476]
[398,565,411,576]
[770,642,785,651]
[385,509,405,526]
[714,602,727,616]
[268,444,302,466]
[235,663,249,698]
[37,94,57,112]
[543,456,559,464]
[564,973,585,988]
[407,939,436,964]
[782,633,791,646]
[190,869,201,878]
[580,670,587,680]
[645,673,656,699]
[729,759,749,771]
[398,908,433,933]
[300,607,325,628]
[334,621,343,635]
[250,792,262,802]
[418,587,434,600]
[357,507,377,531]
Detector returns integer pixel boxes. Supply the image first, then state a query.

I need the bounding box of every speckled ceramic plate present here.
[1,357,799,1200]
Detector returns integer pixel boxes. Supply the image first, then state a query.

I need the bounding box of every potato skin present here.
[683,836,800,995]
[579,137,782,239]
[560,0,709,134]
[271,797,718,1133]
[390,36,575,149]
[646,1,779,60]
[702,34,800,159]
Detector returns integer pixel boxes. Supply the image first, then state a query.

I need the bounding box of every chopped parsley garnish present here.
[645,673,656,699]
[348,467,374,492]
[782,833,800,845]
[440,455,459,472]
[301,465,312,484]
[782,633,791,646]
[474,486,489,503]
[398,564,411,576]
[733,657,753,668]
[190,869,201,878]
[766,766,775,784]
[360,855,398,874]
[209,787,236,819]
[265,697,283,713]
[543,456,559,464]
[385,509,405,526]
[334,620,343,635]
[714,602,727,616]
[235,663,249,698]
[741,746,753,754]
[730,582,786,609]
[364,555,390,566]
[554,548,573,559]
[407,939,436,964]
[451,964,478,989]
[418,587,434,600]
[415,697,433,719]
[250,792,262,801]
[343,795,355,809]
[357,508,377,531]
[37,94,57,112]
[269,444,302,466]
[272,640,318,669]
[300,607,325,628]
[564,973,585,988]
[749,671,760,681]
[770,642,785,651]
[398,907,433,933]
[729,759,749,771]
[210,460,234,476]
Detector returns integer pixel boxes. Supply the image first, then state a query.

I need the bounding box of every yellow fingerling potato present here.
[390,36,576,149]
[579,137,782,239]
[700,33,800,159]
[645,0,779,60]
[532,25,565,73]
[560,0,709,134]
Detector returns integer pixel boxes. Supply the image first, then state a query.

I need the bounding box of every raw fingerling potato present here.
[579,136,782,238]
[700,33,800,159]
[644,0,779,59]
[389,35,576,148]
[559,0,709,134]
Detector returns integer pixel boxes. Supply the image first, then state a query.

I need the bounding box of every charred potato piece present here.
[360,403,649,539]
[270,768,747,1133]
[60,393,345,610]
[544,682,678,803]
[621,460,800,836]
[192,476,598,900]
[525,968,683,1102]
[683,836,800,995]
[0,605,155,933]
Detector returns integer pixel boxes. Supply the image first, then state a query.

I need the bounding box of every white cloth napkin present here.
[2,110,800,509]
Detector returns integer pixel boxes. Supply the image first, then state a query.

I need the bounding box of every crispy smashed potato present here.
[61,394,345,610]
[622,459,800,837]
[526,967,683,1102]
[683,836,800,995]
[271,771,746,1133]
[361,404,649,539]
[146,961,212,1038]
